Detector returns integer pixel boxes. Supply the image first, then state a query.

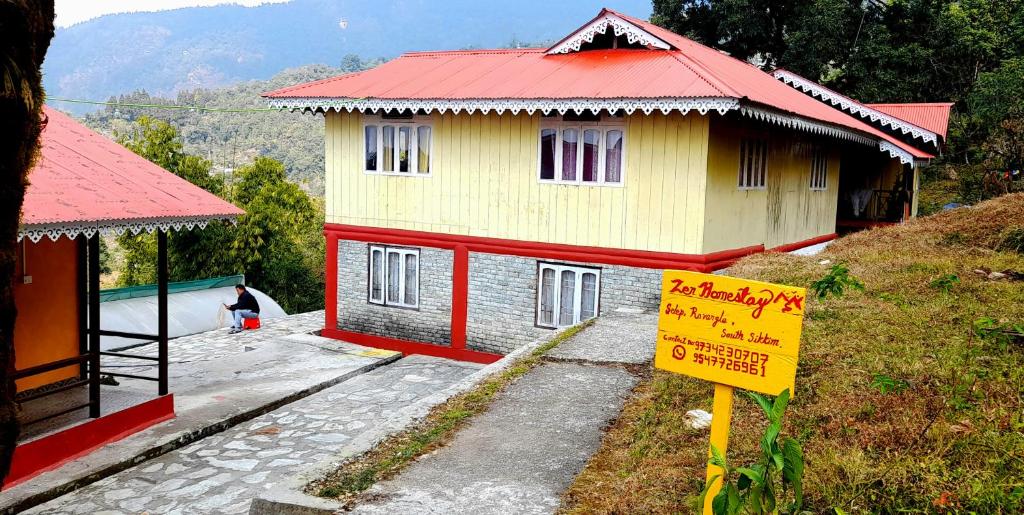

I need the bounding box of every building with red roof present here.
[8,106,242,487]
[265,8,950,363]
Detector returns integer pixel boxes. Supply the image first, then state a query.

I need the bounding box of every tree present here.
[230,157,324,313]
[0,0,55,485]
[114,118,325,313]
[651,0,863,76]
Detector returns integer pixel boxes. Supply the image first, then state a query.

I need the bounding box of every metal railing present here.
[14,232,169,426]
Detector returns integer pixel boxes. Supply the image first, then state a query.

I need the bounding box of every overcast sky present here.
[54,0,291,27]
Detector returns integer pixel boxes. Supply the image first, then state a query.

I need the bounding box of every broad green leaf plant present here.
[700,389,804,515]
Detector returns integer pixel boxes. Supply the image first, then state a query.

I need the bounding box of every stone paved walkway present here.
[350,314,653,514]
[27,355,482,515]
[104,311,324,370]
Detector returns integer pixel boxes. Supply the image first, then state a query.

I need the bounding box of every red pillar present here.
[450,245,469,349]
[325,232,339,331]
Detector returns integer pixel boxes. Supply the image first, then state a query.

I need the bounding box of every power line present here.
[48,97,279,113]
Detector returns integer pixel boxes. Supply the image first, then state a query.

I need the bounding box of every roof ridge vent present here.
[546,10,673,54]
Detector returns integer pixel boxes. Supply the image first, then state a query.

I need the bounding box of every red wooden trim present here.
[770,233,838,253]
[4,395,175,488]
[324,232,339,331]
[322,328,501,365]
[450,245,469,349]
[324,223,763,271]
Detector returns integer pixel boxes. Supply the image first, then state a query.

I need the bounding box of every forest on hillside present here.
[81,57,382,196]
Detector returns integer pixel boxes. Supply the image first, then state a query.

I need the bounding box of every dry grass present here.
[308,320,594,507]
[562,194,1024,514]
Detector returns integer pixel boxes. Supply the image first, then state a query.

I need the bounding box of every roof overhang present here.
[772,70,941,147]
[545,9,673,54]
[18,215,239,244]
[264,96,740,116]
[266,95,921,164]
[739,104,918,164]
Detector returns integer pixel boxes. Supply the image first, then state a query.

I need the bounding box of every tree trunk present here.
[0,0,55,486]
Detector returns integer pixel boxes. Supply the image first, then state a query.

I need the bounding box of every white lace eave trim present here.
[879,140,915,165]
[773,71,939,146]
[740,105,878,147]
[547,12,672,54]
[267,97,740,116]
[18,215,239,243]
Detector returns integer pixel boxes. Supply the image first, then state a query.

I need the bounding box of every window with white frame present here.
[536,263,600,328]
[809,148,828,190]
[363,117,432,175]
[539,122,624,185]
[368,245,419,308]
[738,138,768,189]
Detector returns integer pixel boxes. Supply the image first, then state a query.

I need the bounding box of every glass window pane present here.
[605,130,622,183]
[540,128,557,180]
[404,254,417,305]
[365,125,378,171]
[417,126,431,174]
[561,129,578,181]
[539,268,555,326]
[387,251,401,303]
[558,270,576,326]
[370,249,383,301]
[398,126,411,173]
[382,126,395,172]
[582,129,600,182]
[580,272,597,319]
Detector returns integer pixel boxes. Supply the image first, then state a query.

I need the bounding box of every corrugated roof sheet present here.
[867,103,954,139]
[23,107,243,228]
[264,8,932,160]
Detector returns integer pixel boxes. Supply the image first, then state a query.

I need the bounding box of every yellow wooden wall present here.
[702,117,841,252]
[325,111,711,254]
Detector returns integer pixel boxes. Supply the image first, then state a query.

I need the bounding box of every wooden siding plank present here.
[328,112,725,253]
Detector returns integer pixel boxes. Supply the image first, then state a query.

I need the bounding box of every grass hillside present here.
[562,194,1024,513]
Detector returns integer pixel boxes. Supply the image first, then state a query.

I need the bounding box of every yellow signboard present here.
[654,270,806,396]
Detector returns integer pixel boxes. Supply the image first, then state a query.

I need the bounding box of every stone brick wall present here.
[466,253,549,354]
[336,240,453,344]
[335,241,664,355]
[465,252,663,354]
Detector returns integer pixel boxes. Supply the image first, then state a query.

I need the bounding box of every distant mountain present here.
[44,0,652,112]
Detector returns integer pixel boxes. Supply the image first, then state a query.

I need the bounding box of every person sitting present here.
[224,284,260,334]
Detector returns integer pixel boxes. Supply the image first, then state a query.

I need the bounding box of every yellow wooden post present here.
[703,383,734,515]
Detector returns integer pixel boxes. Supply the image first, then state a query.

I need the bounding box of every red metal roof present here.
[867,103,953,139]
[22,107,242,234]
[264,8,931,161]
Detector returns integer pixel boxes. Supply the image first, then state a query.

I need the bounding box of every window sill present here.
[364,171,432,177]
[368,301,421,311]
[538,179,624,188]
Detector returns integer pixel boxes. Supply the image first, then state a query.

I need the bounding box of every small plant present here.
[973,317,1024,351]
[870,373,909,394]
[938,232,966,247]
[996,227,1024,254]
[700,389,804,514]
[810,264,864,299]
[929,274,960,293]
